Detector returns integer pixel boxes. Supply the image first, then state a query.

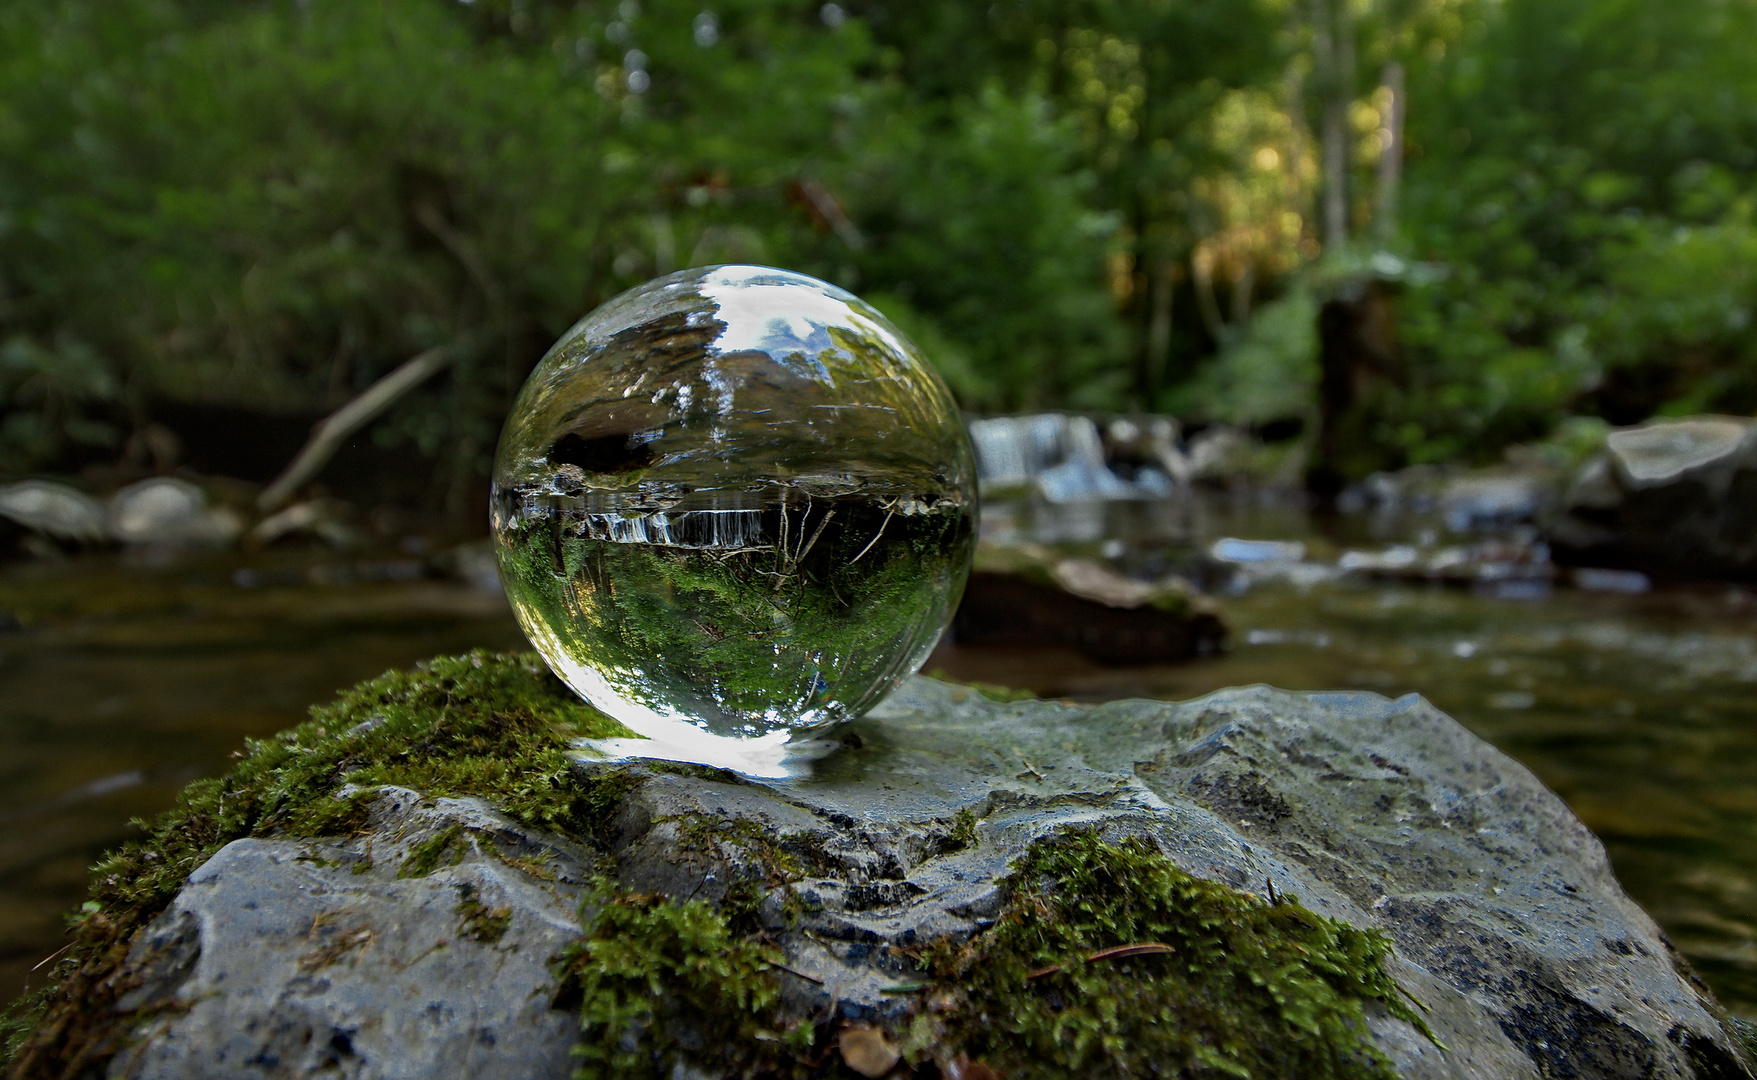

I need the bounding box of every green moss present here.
[3,650,638,1080]
[665,813,838,885]
[905,829,1437,1080]
[552,880,815,1080]
[1729,1018,1757,1064]
[401,823,466,878]
[949,807,980,849]
[926,668,1037,702]
[454,883,514,946]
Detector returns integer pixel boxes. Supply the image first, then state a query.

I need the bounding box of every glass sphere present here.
[491,265,976,772]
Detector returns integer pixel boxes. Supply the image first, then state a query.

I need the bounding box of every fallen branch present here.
[258,347,452,513]
[1026,942,1176,981]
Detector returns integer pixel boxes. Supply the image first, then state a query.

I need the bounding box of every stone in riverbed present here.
[1549,415,1757,581]
[79,674,1752,1079]
[952,540,1226,664]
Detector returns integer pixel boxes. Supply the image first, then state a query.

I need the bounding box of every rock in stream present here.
[93,679,1753,1079]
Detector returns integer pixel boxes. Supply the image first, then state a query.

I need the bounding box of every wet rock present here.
[106,788,596,1080]
[1186,424,1253,482]
[438,538,505,594]
[1549,416,1757,581]
[1207,536,1341,590]
[107,478,243,547]
[1340,467,1552,532]
[954,542,1225,663]
[1340,538,1555,594]
[1438,474,1548,532]
[0,480,108,543]
[102,679,1750,1078]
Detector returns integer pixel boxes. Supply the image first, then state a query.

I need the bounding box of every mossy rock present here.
[4,653,1751,1079]
[958,541,1225,664]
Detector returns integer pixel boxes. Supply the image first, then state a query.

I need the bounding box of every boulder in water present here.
[1549,416,1757,580]
[0,480,108,543]
[106,478,244,547]
[8,654,1748,1079]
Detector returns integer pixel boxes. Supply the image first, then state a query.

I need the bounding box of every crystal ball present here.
[491,266,977,772]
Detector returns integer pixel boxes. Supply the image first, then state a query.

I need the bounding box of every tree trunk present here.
[1312,0,1353,252]
[1373,61,1406,244]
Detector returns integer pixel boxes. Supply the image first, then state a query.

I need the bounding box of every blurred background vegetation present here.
[3,0,1755,508]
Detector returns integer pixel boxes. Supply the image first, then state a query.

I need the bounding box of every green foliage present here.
[1388,0,1757,454]
[1171,290,1320,428]
[553,879,813,1080]
[911,829,1435,1080]
[497,496,971,726]
[0,335,120,469]
[852,87,1126,410]
[0,0,1154,483]
[1592,217,1757,416]
[3,650,635,1078]
[5,0,1757,482]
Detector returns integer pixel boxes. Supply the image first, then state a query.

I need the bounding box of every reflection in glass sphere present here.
[491,266,977,774]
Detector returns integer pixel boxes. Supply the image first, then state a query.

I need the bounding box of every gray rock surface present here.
[1550,416,1757,580]
[111,679,1751,1079]
[0,480,107,542]
[108,788,596,1080]
[106,478,242,547]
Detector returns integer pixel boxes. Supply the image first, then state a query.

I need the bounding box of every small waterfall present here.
[968,414,1178,503]
[576,508,767,549]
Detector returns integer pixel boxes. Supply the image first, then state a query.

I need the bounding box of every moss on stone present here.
[665,813,840,885]
[2,650,636,1080]
[904,828,1437,1080]
[925,667,1037,703]
[948,807,980,850]
[454,883,514,946]
[551,880,815,1080]
[400,822,466,878]
[5,655,1435,1080]
[546,827,1435,1080]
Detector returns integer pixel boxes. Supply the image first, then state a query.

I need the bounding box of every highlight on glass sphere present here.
[491,265,977,775]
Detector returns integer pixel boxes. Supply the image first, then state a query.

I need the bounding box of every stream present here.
[3,495,1756,1019]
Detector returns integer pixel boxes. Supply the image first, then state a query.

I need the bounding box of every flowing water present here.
[5,494,1757,1018]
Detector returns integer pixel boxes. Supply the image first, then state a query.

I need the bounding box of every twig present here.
[30,941,73,972]
[795,508,835,566]
[848,507,894,565]
[1026,942,1175,981]
[766,961,825,986]
[259,346,452,512]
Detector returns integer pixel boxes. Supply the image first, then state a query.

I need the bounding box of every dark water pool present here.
[5,500,1757,1019]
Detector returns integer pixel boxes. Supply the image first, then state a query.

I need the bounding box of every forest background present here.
[3,0,1755,511]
